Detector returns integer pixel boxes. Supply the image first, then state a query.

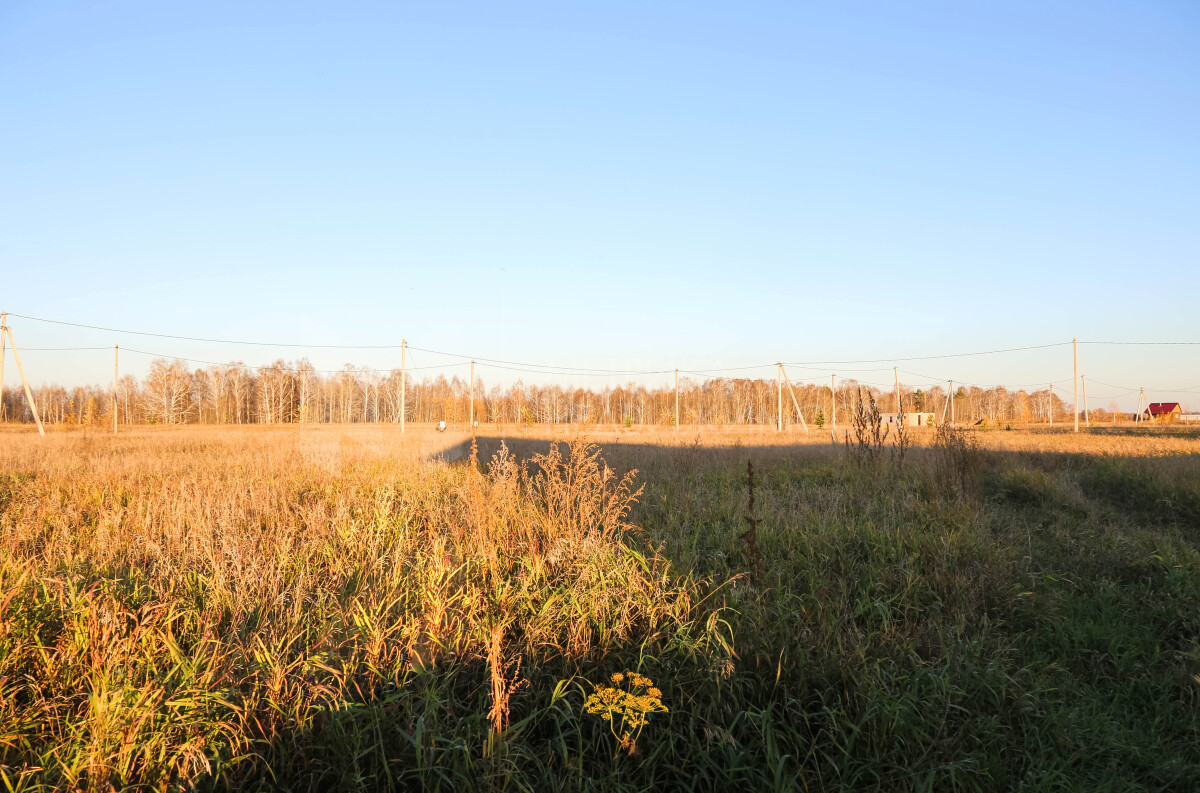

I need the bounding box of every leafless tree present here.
[141,359,192,424]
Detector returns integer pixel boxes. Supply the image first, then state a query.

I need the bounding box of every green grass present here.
[613,449,1200,791]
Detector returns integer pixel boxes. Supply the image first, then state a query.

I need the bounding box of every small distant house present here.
[1144,403,1181,423]
[880,412,935,428]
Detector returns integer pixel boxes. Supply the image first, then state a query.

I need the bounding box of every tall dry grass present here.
[0,426,724,789]
[462,420,1200,457]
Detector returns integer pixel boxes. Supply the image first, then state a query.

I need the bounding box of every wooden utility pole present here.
[113,345,118,434]
[1073,338,1079,432]
[469,360,475,431]
[941,380,950,424]
[400,339,406,434]
[1048,384,1053,426]
[830,374,836,428]
[1081,374,1090,427]
[675,368,679,432]
[894,366,900,413]
[779,364,810,432]
[950,379,955,424]
[3,325,45,436]
[0,312,6,423]
[1137,387,1147,424]
[776,363,783,432]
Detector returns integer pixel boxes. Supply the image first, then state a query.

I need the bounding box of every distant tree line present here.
[0,357,1103,428]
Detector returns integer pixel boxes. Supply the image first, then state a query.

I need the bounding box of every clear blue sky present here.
[2,1,1197,407]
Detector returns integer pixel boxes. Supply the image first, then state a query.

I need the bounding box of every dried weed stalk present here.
[740,460,762,581]
[845,385,889,465]
[892,396,910,467]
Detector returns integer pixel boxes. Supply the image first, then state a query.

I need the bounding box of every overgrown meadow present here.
[1,424,1198,791]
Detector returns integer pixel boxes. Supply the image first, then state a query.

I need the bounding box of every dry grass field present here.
[2,423,1199,791]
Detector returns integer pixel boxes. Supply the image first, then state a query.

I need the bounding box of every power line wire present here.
[7,311,1090,376]
[1086,377,1200,393]
[119,347,463,376]
[9,311,1200,391]
[6,312,684,376]
[1081,341,1200,346]
[8,312,409,349]
[408,345,672,375]
[781,341,1072,365]
[899,369,1073,389]
[474,361,673,377]
[20,346,112,351]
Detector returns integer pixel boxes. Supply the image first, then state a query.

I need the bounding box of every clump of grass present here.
[986,467,1058,509]
[845,385,888,465]
[0,429,725,789]
[931,420,985,500]
[1077,458,1200,526]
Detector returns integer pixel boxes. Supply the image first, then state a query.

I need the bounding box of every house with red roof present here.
[1144,402,1181,423]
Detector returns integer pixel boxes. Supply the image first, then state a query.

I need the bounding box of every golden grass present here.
[0,425,724,789]
[444,420,1200,458]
